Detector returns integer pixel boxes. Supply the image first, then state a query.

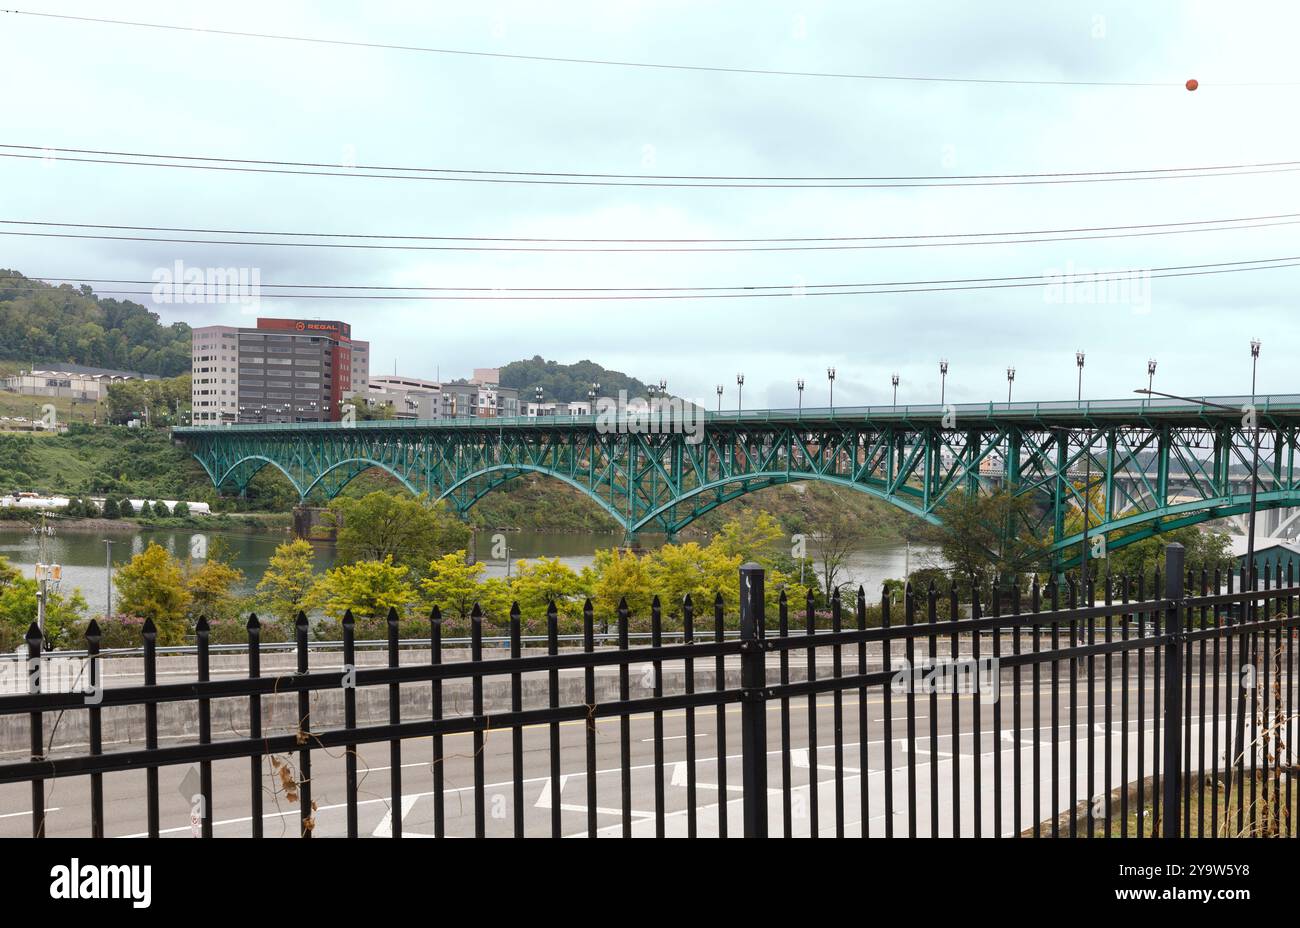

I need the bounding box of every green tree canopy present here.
[327,491,470,576]
[114,542,191,644]
[255,539,318,622]
[309,556,417,620]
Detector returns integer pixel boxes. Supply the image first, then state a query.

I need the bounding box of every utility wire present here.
[1,9,1253,88]
[4,256,1297,300]
[7,143,1299,183]
[2,217,1296,254]
[4,146,1299,189]
[2,211,1298,246]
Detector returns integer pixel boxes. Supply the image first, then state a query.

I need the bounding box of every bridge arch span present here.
[299,457,422,501]
[627,471,942,536]
[214,455,308,499]
[436,464,635,531]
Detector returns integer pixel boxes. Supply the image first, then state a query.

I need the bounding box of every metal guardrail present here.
[172,393,1300,435]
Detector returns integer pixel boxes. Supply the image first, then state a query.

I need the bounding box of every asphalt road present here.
[1,669,1284,837]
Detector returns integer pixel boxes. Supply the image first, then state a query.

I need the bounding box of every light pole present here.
[103,538,114,619]
[796,378,804,412]
[939,359,949,406]
[891,373,899,407]
[1146,359,1157,398]
[716,384,723,413]
[1075,350,1085,403]
[827,367,836,410]
[736,373,744,414]
[588,380,599,414]
[1006,366,1015,404]
[658,378,667,396]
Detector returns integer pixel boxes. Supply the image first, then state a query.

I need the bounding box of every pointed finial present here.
[246,612,261,631]
[429,604,442,623]
[196,616,210,636]
[141,617,157,641]
[471,602,483,620]
[295,610,309,630]
[84,619,102,646]
[386,606,399,625]
[341,609,353,628]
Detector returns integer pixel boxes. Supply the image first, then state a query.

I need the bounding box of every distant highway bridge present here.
[173,394,1300,564]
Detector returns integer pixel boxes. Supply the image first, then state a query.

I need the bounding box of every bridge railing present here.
[1,546,1295,837]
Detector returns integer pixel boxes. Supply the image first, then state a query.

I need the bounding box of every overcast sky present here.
[4,1,1298,409]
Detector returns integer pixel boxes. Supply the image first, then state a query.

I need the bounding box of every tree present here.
[419,550,485,619]
[926,489,1050,589]
[254,539,318,622]
[114,542,191,644]
[118,498,134,517]
[585,548,652,631]
[710,509,785,562]
[806,505,867,602]
[172,500,189,518]
[185,556,245,626]
[82,497,99,518]
[101,497,120,519]
[0,576,88,650]
[645,541,740,620]
[137,500,153,518]
[309,556,417,620]
[328,491,470,576]
[509,557,586,618]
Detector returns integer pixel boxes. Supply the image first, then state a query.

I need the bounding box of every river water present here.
[0,524,940,617]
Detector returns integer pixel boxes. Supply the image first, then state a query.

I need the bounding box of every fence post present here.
[1161,542,1185,838]
[739,562,768,838]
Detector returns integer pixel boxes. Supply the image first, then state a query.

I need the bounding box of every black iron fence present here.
[0,543,1295,838]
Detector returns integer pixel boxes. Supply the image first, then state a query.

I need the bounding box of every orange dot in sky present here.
[1186,78,1199,91]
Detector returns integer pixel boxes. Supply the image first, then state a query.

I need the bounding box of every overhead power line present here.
[4,145,1300,189]
[5,256,1297,300]
[2,9,1266,88]
[1,213,1298,253]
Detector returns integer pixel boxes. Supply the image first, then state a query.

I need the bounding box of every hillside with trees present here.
[0,270,191,375]
[500,356,652,402]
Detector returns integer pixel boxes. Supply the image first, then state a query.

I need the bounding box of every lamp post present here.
[1006,366,1015,404]
[891,373,899,407]
[827,367,836,410]
[736,373,745,414]
[796,378,804,412]
[534,385,543,417]
[939,359,949,406]
[1075,350,1085,402]
[1147,359,1157,398]
[716,384,723,413]
[588,381,599,413]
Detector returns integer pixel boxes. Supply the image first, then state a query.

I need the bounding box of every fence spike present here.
[470,602,483,620]
[386,606,399,625]
[84,618,101,644]
[196,615,210,635]
[294,610,308,630]
[141,617,156,641]
[246,612,261,631]
[340,609,352,628]
[547,599,558,618]
[429,604,441,623]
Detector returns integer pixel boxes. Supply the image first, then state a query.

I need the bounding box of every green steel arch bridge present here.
[172,394,1300,565]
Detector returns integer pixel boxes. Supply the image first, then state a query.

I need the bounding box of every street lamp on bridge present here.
[736,373,744,413]
[939,359,949,406]
[1146,359,1157,398]
[588,381,600,412]
[1075,350,1085,402]
[1136,338,1262,812]
[827,367,836,410]
[716,384,723,413]
[891,373,899,406]
[796,378,804,412]
[1006,366,1015,404]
